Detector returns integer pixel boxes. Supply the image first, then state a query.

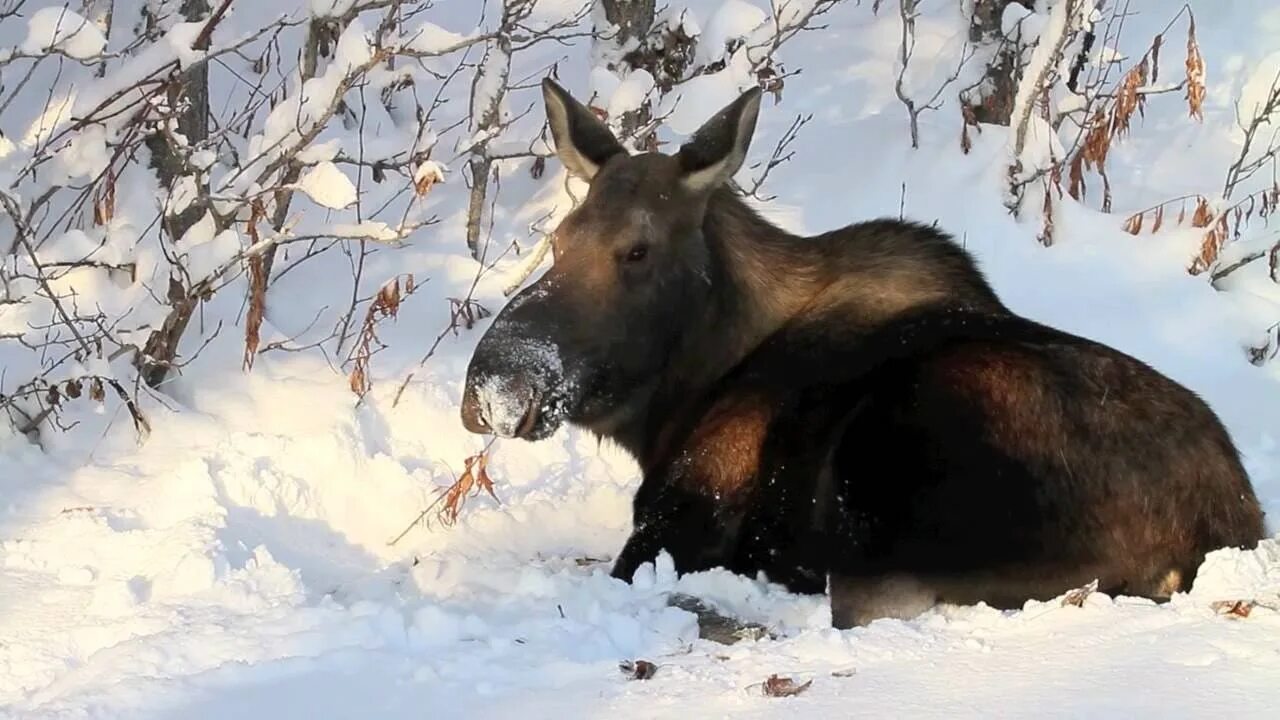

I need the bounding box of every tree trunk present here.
[137,0,212,388]
[599,0,654,46]
[965,0,1033,125]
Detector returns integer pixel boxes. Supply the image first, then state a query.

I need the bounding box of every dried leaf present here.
[1039,184,1055,247]
[438,450,501,526]
[94,167,117,226]
[1123,212,1144,235]
[761,674,813,698]
[348,365,367,395]
[1210,599,1254,618]
[89,378,105,402]
[1189,215,1229,275]
[414,169,438,197]
[1061,578,1100,607]
[1184,14,1205,121]
[1111,61,1147,137]
[1152,205,1164,232]
[46,385,61,407]
[619,660,657,680]
[1190,197,1213,228]
[347,274,419,398]
[1068,152,1086,201]
[243,203,267,372]
[64,379,82,399]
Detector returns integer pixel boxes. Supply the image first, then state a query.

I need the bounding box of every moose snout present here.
[460,373,543,439]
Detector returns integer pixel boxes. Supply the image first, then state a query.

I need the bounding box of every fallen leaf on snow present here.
[760,674,812,697]
[1061,578,1100,607]
[619,659,657,680]
[1210,600,1255,618]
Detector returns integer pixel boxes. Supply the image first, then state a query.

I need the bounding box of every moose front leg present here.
[611,391,774,583]
[610,477,745,581]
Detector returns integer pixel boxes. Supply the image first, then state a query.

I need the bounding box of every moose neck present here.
[590,191,1008,466]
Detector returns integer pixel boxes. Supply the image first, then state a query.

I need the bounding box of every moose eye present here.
[624,244,649,263]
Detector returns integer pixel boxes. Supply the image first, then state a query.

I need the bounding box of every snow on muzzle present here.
[460,334,574,441]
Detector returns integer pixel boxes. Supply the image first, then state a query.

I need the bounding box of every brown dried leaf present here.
[761,674,813,698]
[1184,15,1205,121]
[243,253,266,372]
[619,660,658,680]
[439,451,501,526]
[1152,205,1164,233]
[243,198,266,371]
[46,385,61,407]
[1068,152,1086,201]
[1123,212,1144,235]
[1189,215,1229,275]
[347,275,420,399]
[1039,184,1055,247]
[414,169,438,197]
[94,167,117,226]
[1210,599,1254,618]
[1190,197,1213,228]
[64,379,82,399]
[89,378,105,402]
[1061,578,1100,607]
[1111,63,1146,138]
[348,366,367,396]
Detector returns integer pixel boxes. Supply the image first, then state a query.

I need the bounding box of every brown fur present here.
[671,394,774,502]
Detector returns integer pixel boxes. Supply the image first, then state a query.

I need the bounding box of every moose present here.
[459,78,1266,628]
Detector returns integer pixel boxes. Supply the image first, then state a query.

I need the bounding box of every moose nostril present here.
[460,385,493,435]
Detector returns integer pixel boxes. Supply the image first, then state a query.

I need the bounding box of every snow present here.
[165,21,208,69]
[297,161,357,209]
[310,0,356,19]
[402,21,477,55]
[176,213,241,281]
[696,0,767,66]
[1007,0,1092,190]
[413,160,447,187]
[3,0,1280,718]
[608,69,656,119]
[21,6,108,59]
[332,221,403,242]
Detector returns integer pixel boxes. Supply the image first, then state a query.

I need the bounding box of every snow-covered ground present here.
[3,0,1280,717]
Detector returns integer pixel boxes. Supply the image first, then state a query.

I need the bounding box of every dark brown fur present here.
[461,80,1267,627]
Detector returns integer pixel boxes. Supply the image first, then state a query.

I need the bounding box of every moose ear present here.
[676,86,763,194]
[542,77,626,181]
